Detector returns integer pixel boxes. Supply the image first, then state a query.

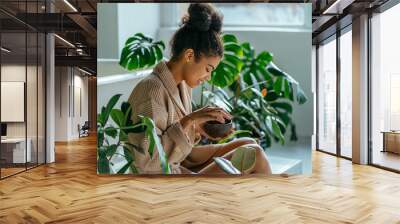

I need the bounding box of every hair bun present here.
[185,3,222,33]
[210,13,222,33]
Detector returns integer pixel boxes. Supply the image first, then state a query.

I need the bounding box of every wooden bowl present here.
[202,119,232,139]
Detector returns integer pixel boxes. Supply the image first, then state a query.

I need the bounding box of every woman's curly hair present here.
[170,3,224,62]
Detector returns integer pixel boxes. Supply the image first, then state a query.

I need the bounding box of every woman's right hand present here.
[180,106,232,131]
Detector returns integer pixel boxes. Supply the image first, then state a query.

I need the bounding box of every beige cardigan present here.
[127,61,220,174]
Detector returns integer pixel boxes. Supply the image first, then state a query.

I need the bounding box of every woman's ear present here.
[184,49,195,62]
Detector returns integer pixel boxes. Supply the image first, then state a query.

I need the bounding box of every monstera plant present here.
[97,94,170,174]
[119,32,308,150]
[197,34,308,148]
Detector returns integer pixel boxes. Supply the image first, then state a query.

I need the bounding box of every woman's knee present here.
[234,137,257,146]
[241,143,263,151]
[241,143,267,159]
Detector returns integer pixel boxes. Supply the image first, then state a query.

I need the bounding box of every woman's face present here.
[181,51,221,88]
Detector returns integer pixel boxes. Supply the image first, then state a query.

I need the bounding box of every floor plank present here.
[1,135,400,223]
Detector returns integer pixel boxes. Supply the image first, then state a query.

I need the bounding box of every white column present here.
[312,45,317,150]
[46,33,55,163]
[45,0,56,163]
[352,14,369,164]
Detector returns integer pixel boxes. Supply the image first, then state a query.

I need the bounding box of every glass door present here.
[1,30,28,178]
[0,1,46,179]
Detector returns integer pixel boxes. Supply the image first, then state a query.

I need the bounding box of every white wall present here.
[72,74,89,138]
[55,67,68,141]
[97,71,150,112]
[54,67,89,141]
[97,3,161,110]
[117,4,160,58]
[97,4,119,59]
[98,3,160,61]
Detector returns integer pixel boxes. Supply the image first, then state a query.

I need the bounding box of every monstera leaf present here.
[210,34,244,87]
[119,33,165,71]
[266,62,308,104]
[240,43,273,91]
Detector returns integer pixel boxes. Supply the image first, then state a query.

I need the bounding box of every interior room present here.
[0,0,400,223]
[0,0,97,179]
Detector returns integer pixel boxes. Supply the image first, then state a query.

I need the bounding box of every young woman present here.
[128,3,272,175]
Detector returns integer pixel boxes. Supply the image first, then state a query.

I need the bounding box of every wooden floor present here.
[1,135,400,224]
[1,167,26,177]
[373,150,400,171]
[1,163,44,178]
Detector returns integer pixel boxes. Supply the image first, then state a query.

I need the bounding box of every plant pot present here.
[202,119,232,139]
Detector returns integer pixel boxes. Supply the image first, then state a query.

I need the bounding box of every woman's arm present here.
[128,94,192,173]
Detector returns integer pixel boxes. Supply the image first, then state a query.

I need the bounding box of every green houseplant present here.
[97,94,251,175]
[196,34,307,148]
[119,32,307,150]
[97,94,170,174]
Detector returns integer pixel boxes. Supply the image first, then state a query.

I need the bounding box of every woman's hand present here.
[197,125,235,142]
[180,106,232,133]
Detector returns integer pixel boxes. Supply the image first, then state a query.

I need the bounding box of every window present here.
[390,75,400,130]
[177,3,311,30]
[371,3,400,171]
[316,26,353,159]
[339,28,352,158]
[317,36,337,155]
